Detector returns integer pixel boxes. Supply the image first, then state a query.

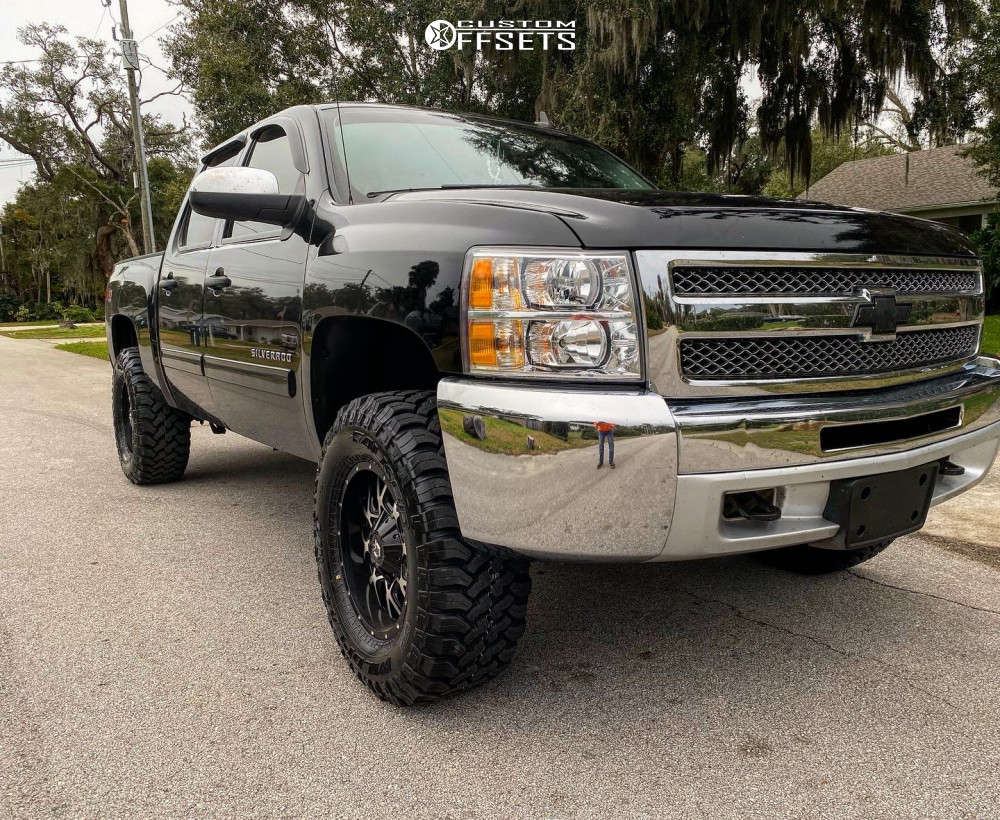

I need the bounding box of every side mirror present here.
[189,167,305,227]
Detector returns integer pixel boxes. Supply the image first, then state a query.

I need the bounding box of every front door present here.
[201,122,310,457]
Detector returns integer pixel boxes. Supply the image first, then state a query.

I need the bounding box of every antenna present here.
[335,99,353,204]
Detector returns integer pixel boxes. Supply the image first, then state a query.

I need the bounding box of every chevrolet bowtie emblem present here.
[852,289,911,338]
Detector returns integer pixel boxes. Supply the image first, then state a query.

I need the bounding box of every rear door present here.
[156,198,219,415]
[201,119,311,455]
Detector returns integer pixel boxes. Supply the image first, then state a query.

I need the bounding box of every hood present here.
[389,188,978,258]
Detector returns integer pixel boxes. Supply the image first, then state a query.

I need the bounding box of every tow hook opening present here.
[939,458,965,477]
[723,489,782,522]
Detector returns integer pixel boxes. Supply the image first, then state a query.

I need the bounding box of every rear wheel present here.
[314,390,531,705]
[759,539,893,574]
[112,347,190,484]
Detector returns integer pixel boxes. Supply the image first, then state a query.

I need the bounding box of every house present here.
[799,144,998,234]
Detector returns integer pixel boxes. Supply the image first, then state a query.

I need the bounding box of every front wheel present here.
[759,539,893,574]
[314,390,531,705]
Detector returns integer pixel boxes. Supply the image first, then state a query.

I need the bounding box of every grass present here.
[0,325,105,340]
[55,341,109,360]
[983,314,999,356]
[0,319,62,328]
[439,408,594,456]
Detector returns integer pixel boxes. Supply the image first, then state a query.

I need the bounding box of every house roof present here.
[799,144,998,213]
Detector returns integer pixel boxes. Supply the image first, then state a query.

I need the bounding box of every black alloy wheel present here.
[314,389,532,705]
[338,462,408,640]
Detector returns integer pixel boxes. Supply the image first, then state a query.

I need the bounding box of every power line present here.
[93,3,110,37]
[0,56,87,65]
[138,13,180,43]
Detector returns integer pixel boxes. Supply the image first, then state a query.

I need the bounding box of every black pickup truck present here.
[107,103,1000,704]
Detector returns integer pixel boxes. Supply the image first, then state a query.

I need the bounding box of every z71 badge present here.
[250,348,294,364]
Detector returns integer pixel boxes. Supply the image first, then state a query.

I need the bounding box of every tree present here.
[164,0,975,185]
[967,0,1000,188]
[0,24,192,259]
[762,128,893,199]
[674,136,775,195]
[0,24,194,310]
[971,215,1000,311]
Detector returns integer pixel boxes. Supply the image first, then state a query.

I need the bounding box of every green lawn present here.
[439,408,594,456]
[54,341,109,360]
[0,325,105,340]
[0,319,62,328]
[983,314,999,357]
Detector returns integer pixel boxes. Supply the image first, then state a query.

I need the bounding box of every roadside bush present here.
[62,305,95,323]
[972,213,1000,313]
[9,301,64,322]
[645,298,664,330]
[0,292,18,322]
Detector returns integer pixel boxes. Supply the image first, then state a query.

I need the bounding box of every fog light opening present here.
[723,489,782,522]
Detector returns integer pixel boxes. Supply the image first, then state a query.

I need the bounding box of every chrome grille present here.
[636,250,985,397]
[680,325,980,380]
[671,266,981,296]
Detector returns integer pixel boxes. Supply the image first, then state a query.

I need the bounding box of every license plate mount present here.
[823,462,939,548]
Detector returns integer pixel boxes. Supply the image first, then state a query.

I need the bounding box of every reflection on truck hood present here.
[389,188,977,257]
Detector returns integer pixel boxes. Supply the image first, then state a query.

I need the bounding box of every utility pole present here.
[117,0,156,255]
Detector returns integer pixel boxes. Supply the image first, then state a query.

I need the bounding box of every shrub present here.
[62,305,95,323]
[972,213,1000,313]
[0,292,17,322]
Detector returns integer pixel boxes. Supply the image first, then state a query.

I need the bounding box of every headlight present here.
[462,248,641,380]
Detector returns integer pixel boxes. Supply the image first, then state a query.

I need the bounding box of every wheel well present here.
[110,315,138,359]
[310,317,441,442]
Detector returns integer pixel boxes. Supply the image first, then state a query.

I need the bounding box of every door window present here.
[178,151,241,250]
[228,126,300,241]
[179,206,217,249]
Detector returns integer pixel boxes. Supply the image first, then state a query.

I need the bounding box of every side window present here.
[228,126,300,241]
[178,151,240,250]
[179,206,217,249]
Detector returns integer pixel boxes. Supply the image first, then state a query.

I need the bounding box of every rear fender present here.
[107,253,165,392]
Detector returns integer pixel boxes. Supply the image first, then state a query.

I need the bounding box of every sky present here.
[0,0,193,206]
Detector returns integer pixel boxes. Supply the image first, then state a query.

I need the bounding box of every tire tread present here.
[113,347,190,484]
[313,389,531,705]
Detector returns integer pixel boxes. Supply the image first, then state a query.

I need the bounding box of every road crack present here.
[847,570,1000,617]
[680,587,963,712]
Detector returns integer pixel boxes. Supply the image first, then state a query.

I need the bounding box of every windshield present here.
[323,106,653,198]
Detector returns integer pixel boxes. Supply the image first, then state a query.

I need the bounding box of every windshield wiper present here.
[439,184,543,189]
[366,184,544,199]
[366,187,440,198]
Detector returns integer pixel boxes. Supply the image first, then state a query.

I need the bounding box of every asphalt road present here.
[2,336,1000,819]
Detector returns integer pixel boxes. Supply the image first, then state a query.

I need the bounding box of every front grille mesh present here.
[671,265,980,296]
[681,325,980,380]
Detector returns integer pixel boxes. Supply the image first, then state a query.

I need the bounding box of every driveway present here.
[2,336,999,818]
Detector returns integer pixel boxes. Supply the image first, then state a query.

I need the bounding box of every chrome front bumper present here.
[437,356,1000,561]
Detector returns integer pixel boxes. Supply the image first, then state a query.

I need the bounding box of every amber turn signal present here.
[468,319,524,369]
[469,258,494,310]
